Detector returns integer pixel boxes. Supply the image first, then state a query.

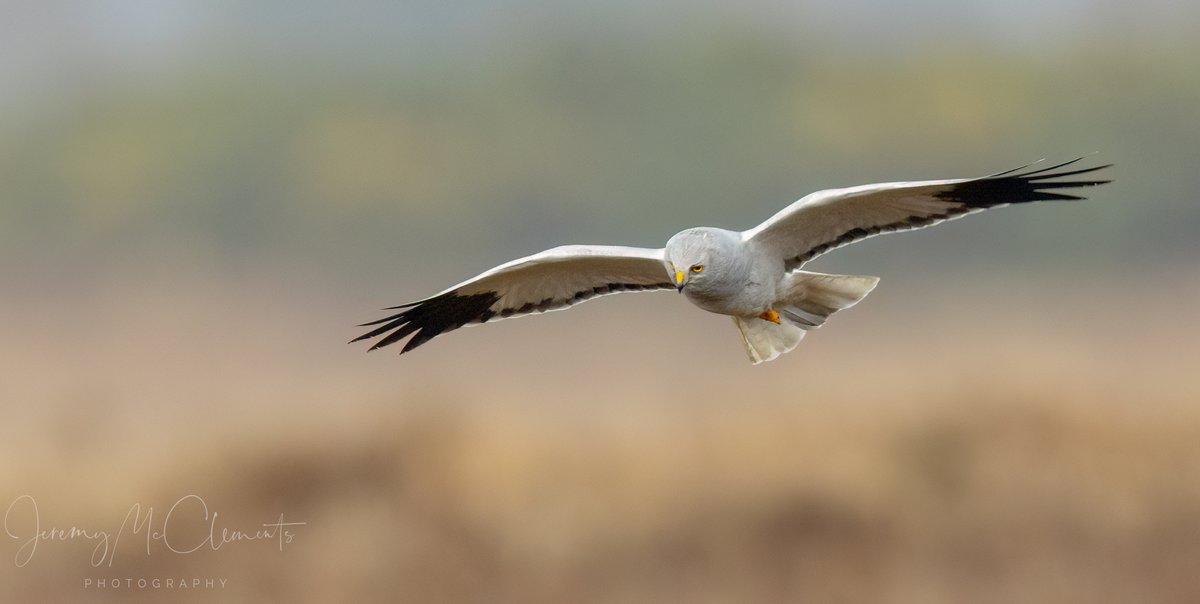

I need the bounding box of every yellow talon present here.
[759,309,781,324]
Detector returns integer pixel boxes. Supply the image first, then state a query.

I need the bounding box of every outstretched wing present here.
[743,158,1112,270]
[352,245,673,354]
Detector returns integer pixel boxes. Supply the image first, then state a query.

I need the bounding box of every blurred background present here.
[2,1,1199,602]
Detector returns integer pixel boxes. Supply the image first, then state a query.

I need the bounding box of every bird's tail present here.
[733,271,879,364]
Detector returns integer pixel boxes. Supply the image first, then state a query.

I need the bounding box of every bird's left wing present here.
[743,158,1111,271]
[352,245,673,354]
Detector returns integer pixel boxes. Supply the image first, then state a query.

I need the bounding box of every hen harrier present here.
[353,158,1110,364]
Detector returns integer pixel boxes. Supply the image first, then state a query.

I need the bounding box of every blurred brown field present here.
[3,268,1200,603]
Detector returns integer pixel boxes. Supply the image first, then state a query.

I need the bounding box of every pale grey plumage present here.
[665,227,782,317]
[354,158,1110,363]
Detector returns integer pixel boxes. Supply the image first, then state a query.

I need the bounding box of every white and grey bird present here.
[353,158,1110,364]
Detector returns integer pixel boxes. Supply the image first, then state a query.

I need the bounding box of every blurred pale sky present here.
[2,0,1196,114]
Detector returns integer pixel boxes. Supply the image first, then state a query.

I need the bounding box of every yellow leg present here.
[758,309,781,324]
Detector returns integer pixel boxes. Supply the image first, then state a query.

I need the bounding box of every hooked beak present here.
[675,271,686,292]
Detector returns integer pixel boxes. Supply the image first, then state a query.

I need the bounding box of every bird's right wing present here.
[743,158,1111,271]
[351,245,673,354]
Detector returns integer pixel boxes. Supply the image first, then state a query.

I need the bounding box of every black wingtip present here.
[1012,156,1087,177]
[351,291,501,355]
[984,158,1045,178]
[382,300,424,310]
[938,157,1112,208]
[1023,164,1113,181]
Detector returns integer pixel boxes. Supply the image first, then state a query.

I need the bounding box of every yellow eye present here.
[691,265,704,273]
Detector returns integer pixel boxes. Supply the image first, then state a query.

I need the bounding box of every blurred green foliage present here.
[1,8,1197,287]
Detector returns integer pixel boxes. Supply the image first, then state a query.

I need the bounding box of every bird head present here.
[664,228,727,292]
